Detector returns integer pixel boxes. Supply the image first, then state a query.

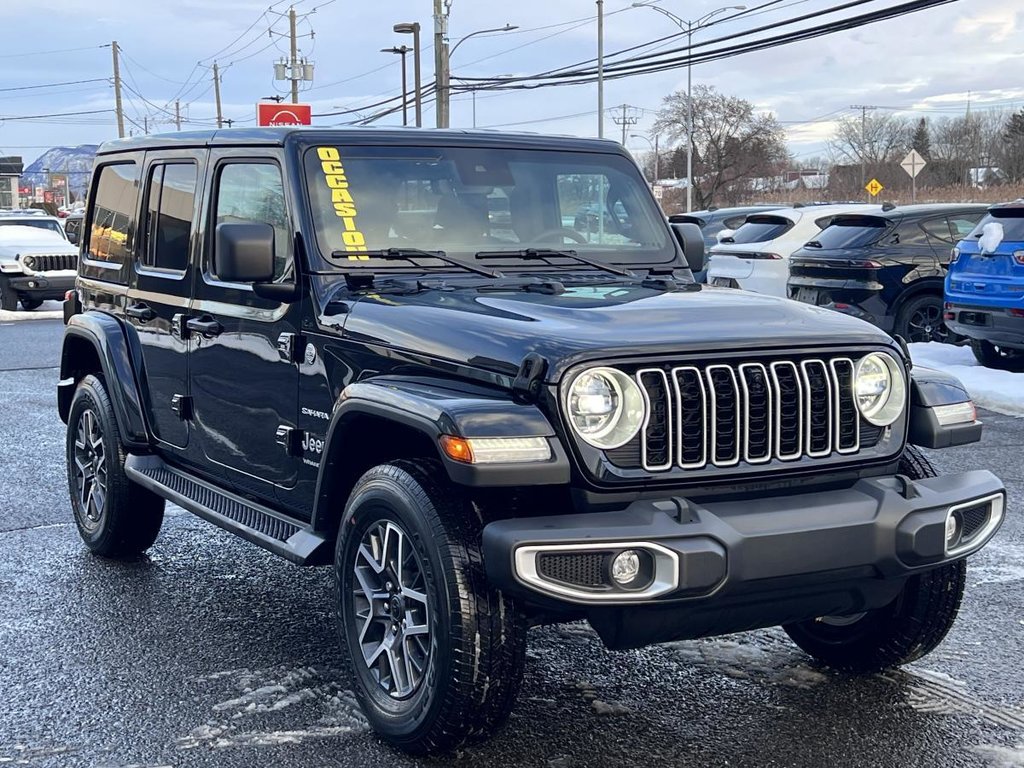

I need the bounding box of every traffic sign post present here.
[900,149,927,204]
[256,102,312,127]
[865,178,884,197]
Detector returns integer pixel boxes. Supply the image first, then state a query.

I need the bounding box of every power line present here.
[0,109,114,121]
[0,43,110,59]
[0,77,109,93]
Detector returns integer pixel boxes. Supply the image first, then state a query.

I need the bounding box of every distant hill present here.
[22,145,99,202]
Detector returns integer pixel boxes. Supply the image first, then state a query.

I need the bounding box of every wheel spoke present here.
[404,620,429,637]
[401,586,428,608]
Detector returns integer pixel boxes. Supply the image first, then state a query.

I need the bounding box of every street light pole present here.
[631,2,745,212]
[381,46,410,126]
[597,0,604,138]
[393,23,422,127]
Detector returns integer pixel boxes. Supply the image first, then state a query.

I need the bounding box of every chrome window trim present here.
[636,368,674,472]
[672,365,707,469]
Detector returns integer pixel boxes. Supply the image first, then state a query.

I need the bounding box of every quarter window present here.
[213,163,289,280]
[87,163,140,274]
[920,217,954,243]
[143,163,197,272]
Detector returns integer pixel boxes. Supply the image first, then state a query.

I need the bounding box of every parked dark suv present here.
[59,129,1003,755]
[787,204,986,342]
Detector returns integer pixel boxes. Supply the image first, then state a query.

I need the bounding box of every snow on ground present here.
[910,342,1024,418]
[0,300,63,323]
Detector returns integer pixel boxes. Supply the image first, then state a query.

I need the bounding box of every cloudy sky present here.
[1,0,1021,168]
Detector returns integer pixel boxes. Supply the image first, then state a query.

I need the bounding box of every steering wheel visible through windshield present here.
[304,144,673,270]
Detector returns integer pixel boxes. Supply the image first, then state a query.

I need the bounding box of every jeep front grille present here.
[631,356,880,473]
[24,253,77,272]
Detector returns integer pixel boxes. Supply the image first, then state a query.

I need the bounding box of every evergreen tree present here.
[911,118,931,160]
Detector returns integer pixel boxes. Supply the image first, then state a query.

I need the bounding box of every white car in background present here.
[707,203,883,297]
[0,225,78,311]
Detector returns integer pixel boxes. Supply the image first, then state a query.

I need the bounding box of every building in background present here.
[0,156,24,209]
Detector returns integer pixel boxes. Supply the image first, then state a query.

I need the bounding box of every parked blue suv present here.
[945,202,1024,370]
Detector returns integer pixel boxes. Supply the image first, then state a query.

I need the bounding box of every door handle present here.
[185,315,223,337]
[126,303,156,322]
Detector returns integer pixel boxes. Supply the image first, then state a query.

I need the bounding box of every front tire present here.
[334,459,527,755]
[20,297,44,310]
[970,339,1024,372]
[783,446,966,672]
[0,278,17,311]
[66,375,165,557]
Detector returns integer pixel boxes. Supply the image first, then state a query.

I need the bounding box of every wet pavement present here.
[1,318,1022,768]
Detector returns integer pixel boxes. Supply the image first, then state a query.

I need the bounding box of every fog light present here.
[28,281,37,288]
[946,513,961,547]
[610,550,641,585]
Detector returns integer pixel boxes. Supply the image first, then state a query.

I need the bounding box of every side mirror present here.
[716,228,734,243]
[671,222,705,273]
[214,222,275,283]
[66,231,79,245]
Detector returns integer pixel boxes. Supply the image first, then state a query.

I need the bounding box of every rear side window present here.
[728,215,793,244]
[919,217,954,243]
[810,217,889,249]
[966,212,1024,241]
[891,220,929,246]
[142,163,197,272]
[87,163,140,278]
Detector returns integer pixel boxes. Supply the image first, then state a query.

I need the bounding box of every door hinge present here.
[170,394,193,420]
[512,353,548,404]
[277,332,306,363]
[275,425,304,456]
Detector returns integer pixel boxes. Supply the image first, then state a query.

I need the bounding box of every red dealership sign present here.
[256,103,312,127]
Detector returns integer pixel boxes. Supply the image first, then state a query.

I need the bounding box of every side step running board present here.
[125,454,330,566]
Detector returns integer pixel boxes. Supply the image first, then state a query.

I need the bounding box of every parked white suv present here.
[707,204,881,297]
[0,225,78,311]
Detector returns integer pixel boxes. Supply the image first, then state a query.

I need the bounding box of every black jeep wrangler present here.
[59,128,1005,755]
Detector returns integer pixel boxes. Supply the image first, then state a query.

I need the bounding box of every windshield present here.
[304,145,673,269]
[727,215,794,244]
[810,216,890,249]
[0,218,64,237]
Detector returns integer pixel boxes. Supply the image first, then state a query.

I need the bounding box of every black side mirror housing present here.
[66,231,79,245]
[214,222,276,283]
[671,222,705,273]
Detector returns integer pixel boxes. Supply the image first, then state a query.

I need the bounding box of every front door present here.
[126,152,204,451]
[187,155,301,499]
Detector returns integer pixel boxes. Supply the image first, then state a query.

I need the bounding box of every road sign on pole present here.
[901,149,927,203]
[256,103,312,126]
[866,178,884,197]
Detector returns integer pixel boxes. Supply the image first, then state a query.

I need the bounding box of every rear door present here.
[187,151,302,500]
[126,150,205,451]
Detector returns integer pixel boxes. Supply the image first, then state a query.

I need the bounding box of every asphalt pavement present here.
[1,315,1022,768]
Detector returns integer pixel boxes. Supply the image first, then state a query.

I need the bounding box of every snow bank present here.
[910,342,1024,418]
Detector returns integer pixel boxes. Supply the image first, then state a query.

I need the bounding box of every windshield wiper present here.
[474,248,634,277]
[330,247,501,278]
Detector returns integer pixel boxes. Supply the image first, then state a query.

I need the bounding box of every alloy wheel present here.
[352,520,431,699]
[73,409,107,532]
[907,302,948,343]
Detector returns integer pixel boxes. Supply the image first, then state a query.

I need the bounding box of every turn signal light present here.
[439,435,552,464]
[440,436,473,463]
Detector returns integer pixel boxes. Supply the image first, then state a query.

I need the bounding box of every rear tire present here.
[334,458,527,755]
[970,339,1024,372]
[66,375,165,557]
[783,446,966,672]
[0,278,17,311]
[895,293,952,344]
[20,298,43,311]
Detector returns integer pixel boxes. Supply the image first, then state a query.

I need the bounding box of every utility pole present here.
[596,0,604,138]
[850,104,877,198]
[143,115,149,135]
[612,104,639,146]
[174,100,181,130]
[289,6,300,104]
[111,41,125,138]
[434,0,450,128]
[213,62,224,129]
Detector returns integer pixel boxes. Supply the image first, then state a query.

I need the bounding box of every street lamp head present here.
[393,22,420,34]
[502,24,519,31]
[381,46,409,54]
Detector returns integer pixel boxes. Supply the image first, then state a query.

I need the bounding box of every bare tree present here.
[828,112,912,166]
[653,84,789,208]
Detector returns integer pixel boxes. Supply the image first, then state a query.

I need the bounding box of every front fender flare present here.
[58,313,150,450]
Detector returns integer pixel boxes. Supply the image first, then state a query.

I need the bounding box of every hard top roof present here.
[96,126,628,155]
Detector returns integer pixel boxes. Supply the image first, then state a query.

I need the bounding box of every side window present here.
[87,163,140,278]
[143,163,197,272]
[920,217,954,243]
[950,214,983,240]
[890,220,930,246]
[213,163,289,280]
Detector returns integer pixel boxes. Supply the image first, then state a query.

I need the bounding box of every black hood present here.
[337,282,895,381]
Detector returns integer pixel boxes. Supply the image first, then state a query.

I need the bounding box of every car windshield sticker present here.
[316,147,368,260]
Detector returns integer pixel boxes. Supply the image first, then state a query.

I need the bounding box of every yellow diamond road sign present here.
[866,178,884,196]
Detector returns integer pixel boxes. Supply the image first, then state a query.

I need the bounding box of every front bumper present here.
[7,272,76,300]
[483,470,1004,647]
[945,303,1024,349]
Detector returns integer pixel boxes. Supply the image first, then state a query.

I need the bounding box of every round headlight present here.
[566,366,645,449]
[854,352,906,426]
[21,255,34,270]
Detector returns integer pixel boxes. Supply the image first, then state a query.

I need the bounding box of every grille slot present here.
[536,552,608,589]
[631,354,878,472]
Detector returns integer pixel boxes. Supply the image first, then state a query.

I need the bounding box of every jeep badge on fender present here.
[57,127,1005,757]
